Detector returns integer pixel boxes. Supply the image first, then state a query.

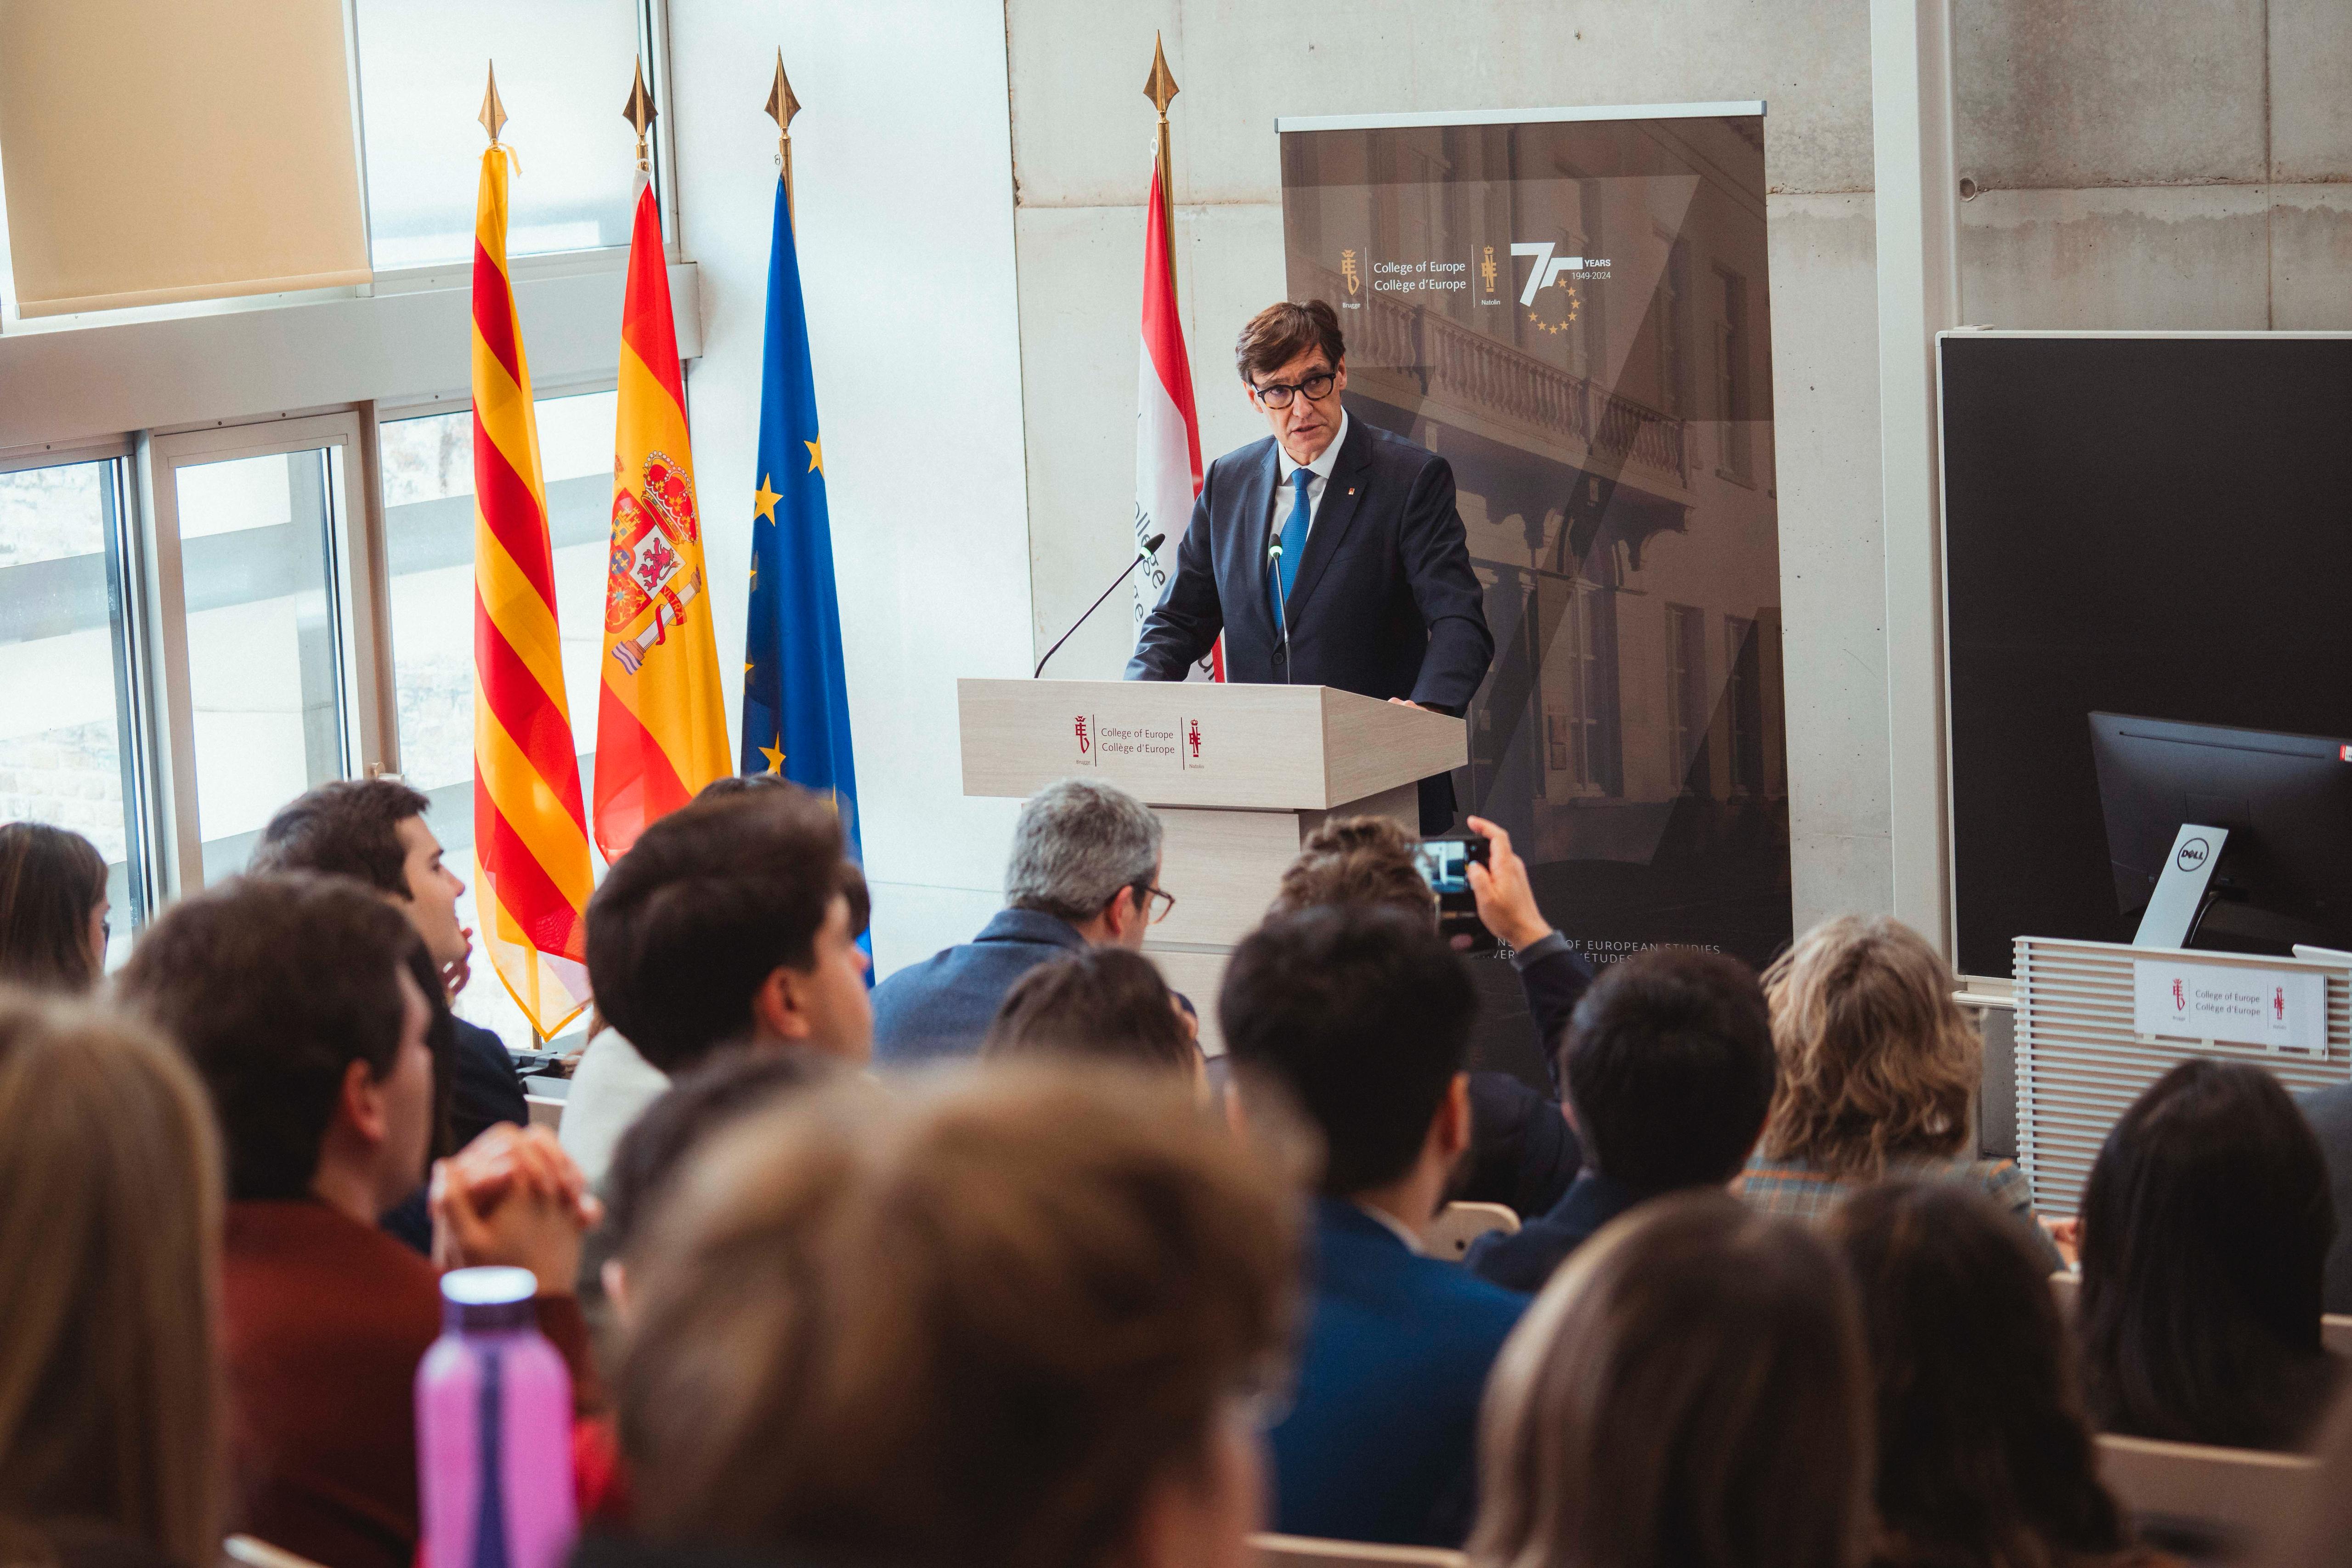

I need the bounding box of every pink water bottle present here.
[417,1266,577,1568]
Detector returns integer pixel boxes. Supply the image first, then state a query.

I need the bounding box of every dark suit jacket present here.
[1455,938,1595,1217]
[452,1016,530,1145]
[1465,1169,1647,1293]
[871,908,1089,1065]
[2301,1083,2352,1313]
[222,1201,592,1568]
[1270,1199,1529,1547]
[1126,419,1493,826]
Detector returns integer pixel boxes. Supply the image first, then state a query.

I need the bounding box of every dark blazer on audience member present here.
[1270,1198,1529,1547]
[222,1200,592,1568]
[452,1015,530,1145]
[1464,1169,1645,1292]
[870,908,1088,1064]
[1454,934,1596,1217]
[2300,1082,2352,1314]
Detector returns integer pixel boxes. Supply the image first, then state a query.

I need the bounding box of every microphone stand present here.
[1266,538,1293,684]
[1035,532,1165,679]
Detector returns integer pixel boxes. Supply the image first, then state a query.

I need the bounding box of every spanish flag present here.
[471,143,594,1038]
[594,181,731,859]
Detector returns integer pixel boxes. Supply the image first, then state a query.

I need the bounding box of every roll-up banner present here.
[1278,104,1790,983]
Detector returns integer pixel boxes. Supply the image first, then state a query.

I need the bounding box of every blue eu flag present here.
[741,176,863,869]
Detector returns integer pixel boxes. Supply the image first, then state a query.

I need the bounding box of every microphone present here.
[1034,532,1166,678]
[1266,537,1294,684]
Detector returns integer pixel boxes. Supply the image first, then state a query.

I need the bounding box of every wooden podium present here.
[957,679,1466,1052]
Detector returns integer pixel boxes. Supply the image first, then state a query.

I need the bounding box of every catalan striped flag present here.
[594,180,731,860]
[470,143,594,1038]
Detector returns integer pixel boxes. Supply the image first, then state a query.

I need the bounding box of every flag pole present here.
[767,50,803,224]
[1145,34,1179,311]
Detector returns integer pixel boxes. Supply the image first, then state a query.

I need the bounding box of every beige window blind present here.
[0,0,370,317]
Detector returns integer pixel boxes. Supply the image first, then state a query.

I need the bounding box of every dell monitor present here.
[2087,712,2352,956]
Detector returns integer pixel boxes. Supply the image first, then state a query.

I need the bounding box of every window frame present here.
[137,411,390,895]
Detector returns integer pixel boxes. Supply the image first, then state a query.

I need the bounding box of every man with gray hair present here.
[872,778,1171,1064]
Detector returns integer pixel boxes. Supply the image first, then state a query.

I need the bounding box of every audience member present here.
[1223,905,1526,1546]
[1832,1182,2160,1568]
[1467,947,1776,1291]
[1470,1192,1871,1568]
[2077,1059,2341,1451]
[577,1046,842,1531]
[0,821,109,993]
[249,780,528,1147]
[569,783,869,1184]
[979,945,1200,1078]
[2296,1080,2352,1314]
[0,992,221,1568]
[609,1067,1296,1568]
[116,873,596,1568]
[1739,916,2062,1270]
[1266,813,1592,1219]
[873,778,1167,1064]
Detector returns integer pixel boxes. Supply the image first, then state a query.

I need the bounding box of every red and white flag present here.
[1133,156,1220,679]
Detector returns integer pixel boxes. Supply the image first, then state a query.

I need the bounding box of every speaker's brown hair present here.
[616,1067,1299,1568]
[0,991,223,1568]
[1235,299,1346,387]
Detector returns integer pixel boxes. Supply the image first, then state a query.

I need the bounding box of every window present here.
[351,0,652,270]
[1543,576,1610,797]
[0,456,147,963]
[158,440,365,884]
[381,389,615,1045]
[1724,615,1765,793]
[1665,603,1708,791]
[1655,234,1689,416]
[1716,268,1752,478]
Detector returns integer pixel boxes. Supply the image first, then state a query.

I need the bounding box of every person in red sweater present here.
[118,872,596,1568]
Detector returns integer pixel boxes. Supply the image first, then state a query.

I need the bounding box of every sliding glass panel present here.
[171,448,351,883]
[380,389,613,1045]
[0,458,144,962]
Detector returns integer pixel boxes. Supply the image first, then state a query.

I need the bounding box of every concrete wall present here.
[1003,0,2352,938]
[667,0,1032,978]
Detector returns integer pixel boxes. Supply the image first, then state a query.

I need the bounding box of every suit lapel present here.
[1285,424,1372,623]
[1227,439,1281,644]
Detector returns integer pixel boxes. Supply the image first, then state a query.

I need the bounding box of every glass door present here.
[142,414,388,891]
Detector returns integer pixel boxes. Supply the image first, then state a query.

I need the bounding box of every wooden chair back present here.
[1253,1534,1466,1568]
[2094,1432,2318,1562]
[1422,1200,1518,1260]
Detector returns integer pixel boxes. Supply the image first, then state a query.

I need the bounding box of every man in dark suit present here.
[1467,947,1778,1293]
[1128,299,1493,831]
[1223,905,1529,1547]
[251,779,530,1143]
[872,778,1171,1064]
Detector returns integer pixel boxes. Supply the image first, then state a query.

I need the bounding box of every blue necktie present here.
[1271,465,1312,622]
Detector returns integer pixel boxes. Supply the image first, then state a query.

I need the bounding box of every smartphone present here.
[1415,834,1496,953]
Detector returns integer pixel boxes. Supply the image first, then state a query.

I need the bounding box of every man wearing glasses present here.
[1128,299,1492,831]
[872,777,1183,1064]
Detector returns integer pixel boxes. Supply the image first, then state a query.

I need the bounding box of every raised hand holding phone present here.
[1463,816,1555,952]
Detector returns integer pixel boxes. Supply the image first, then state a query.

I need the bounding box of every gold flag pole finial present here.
[1144,33,1179,309]
[479,60,508,145]
[622,57,658,172]
[765,49,803,218]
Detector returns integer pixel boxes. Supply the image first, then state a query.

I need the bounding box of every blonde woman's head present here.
[1759,917,1978,1178]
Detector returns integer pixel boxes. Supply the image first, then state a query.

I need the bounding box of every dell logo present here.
[2177,837,2211,872]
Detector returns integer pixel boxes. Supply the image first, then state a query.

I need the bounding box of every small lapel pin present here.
[1347,487,1356,496]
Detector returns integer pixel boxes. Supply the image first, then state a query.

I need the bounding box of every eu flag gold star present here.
[753,475,781,523]
[805,437,823,474]
[760,739,786,775]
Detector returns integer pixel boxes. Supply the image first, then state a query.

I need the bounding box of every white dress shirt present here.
[1272,409,1351,547]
